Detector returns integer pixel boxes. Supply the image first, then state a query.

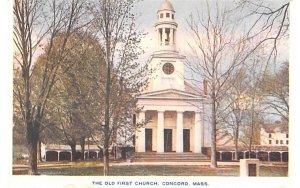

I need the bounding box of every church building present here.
[135,0,211,154]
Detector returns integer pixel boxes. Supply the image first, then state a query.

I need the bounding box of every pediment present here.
[138,89,201,100]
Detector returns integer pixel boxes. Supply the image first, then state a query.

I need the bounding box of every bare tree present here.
[260,61,289,122]
[89,0,148,175]
[220,68,250,160]
[240,55,265,154]
[236,0,289,62]
[186,1,252,168]
[13,0,88,174]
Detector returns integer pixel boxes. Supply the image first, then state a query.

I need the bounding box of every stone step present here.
[133,152,210,162]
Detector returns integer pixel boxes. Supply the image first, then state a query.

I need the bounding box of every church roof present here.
[184,81,202,96]
[137,88,203,100]
[158,0,175,12]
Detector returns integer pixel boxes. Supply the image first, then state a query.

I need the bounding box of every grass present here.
[13,162,288,176]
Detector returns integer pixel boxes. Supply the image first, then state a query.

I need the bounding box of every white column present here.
[157,110,165,153]
[194,111,202,153]
[158,29,161,46]
[170,28,174,46]
[162,28,166,46]
[137,111,146,152]
[173,30,176,45]
[57,151,60,161]
[176,111,184,153]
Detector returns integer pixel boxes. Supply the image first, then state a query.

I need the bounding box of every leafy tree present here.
[35,31,104,161]
[13,0,88,174]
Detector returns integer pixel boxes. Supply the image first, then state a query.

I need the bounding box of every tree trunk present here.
[37,140,42,162]
[210,94,218,168]
[27,121,39,175]
[234,119,240,160]
[103,18,112,175]
[234,137,238,160]
[80,138,85,160]
[249,96,255,158]
[103,147,109,176]
[69,142,77,162]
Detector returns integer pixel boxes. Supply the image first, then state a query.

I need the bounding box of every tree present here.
[236,0,289,62]
[220,68,250,160]
[240,54,265,154]
[186,1,252,168]
[260,61,289,122]
[50,31,104,161]
[89,0,148,175]
[13,0,88,174]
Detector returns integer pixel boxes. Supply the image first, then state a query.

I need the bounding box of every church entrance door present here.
[183,129,190,152]
[145,128,152,151]
[164,129,172,152]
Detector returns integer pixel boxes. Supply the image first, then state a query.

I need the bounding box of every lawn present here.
[13,162,288,176]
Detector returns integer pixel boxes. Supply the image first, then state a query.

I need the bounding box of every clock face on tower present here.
[162,63,175,75]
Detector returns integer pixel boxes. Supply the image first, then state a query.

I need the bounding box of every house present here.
[260,122,289,146]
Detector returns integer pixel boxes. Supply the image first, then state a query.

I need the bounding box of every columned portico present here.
[135,108,206,153]
[176,111,184,153]
[157,110,165,153]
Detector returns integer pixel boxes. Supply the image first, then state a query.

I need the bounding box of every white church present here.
[135,0,211,154]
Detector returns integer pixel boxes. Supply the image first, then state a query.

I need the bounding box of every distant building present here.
[216,132,234,148]
[214,122,289,162]
[260,122,289,146]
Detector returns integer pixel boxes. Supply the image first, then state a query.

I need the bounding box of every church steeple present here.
[155,0,178,52]
[146,0,185,92]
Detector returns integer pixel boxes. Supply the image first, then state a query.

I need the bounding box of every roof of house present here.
[217,145,288,152]
[261,123,288,133]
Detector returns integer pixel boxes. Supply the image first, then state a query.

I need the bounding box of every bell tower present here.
[147,0,185,92]
[155,0,178,52]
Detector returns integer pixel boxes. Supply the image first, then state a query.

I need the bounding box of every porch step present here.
[132,152,210,162]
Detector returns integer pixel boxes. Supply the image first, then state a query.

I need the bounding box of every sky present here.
[133,0,289,67]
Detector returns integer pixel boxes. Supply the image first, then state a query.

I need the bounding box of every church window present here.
[160,13,163,18]
[268,133,272,138]
[166,13,170,18]
[286,140,289,144]
[172,14,174,19]
[286,133,288,138]
[276,140,279,144]
[280,140,283,144]
[269,140,272,145]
